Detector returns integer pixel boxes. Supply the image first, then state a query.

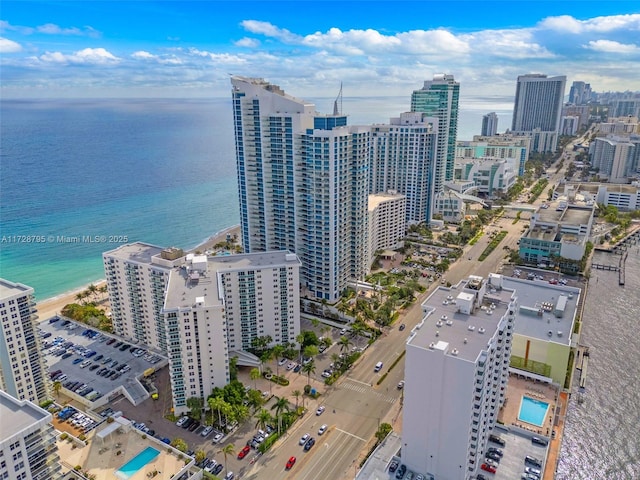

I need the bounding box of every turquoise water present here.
[115,446,160,479]
[518,396,549,427]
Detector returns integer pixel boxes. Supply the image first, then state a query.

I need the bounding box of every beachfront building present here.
[231,76,370,302]
[589,134,640,183]
[411,74,460,188]
[103,243,185,351]
[481,112,499,136]
[369,112,439,223]
[368,191,406,266]
[402,275,516,479]
[163,251,301,414]
[0,279,50,404]
[0,389,62,480]
[499,275,581,386]
[456,135,530,177]
[518,199,595,272]
[511,74,566,153]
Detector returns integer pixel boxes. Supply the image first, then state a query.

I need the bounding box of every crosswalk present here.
[340,379,398,403]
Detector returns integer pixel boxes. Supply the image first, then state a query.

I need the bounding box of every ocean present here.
[0,95,512,300]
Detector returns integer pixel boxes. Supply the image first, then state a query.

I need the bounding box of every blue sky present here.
[1,1,639,99]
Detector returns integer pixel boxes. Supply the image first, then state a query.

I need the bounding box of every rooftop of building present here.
[0,391,49,441]
[501,276,580,346]
[164,251,300,309]
[563,182,638,194]
[102,242,166,264]
[535,200,593,226]
[407,276,515,362]
[0,278,33,300]
[368,191,406,210]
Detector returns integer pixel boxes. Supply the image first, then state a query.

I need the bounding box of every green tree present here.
[170,437,188,452]
[338,336,352,355]
[272,344,285,377]
[250,367,261,390]
[195,450,206,464]
[255,408,271,431]
[52,380,62,398]
[246,389,264,412]
[291,389,301,409]
[87,283,98,302]
[229,355,239,381]
[270,396,291,434]
[220,444,235,474]
[375,423,393,443]
[186,396,203,420]
[303,344,319,360]
[302,360,316,386]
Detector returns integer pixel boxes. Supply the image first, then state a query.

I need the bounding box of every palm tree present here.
[270,396,291,434]
[302,360,316,386]
[87,284,98,302]
[255,408,271,430]
[220,444,235,474]
[250,368,261,391]
[291,390,301,409]
[272,344,285,377]
[75,291,86,305]
[53,380,62,397]
[338,336,352,355]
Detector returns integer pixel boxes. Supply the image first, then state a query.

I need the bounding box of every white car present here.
[318,424,328,435]
[212,432,223,443]
[278,358,287,366]
[299,433,310,445]
[316,406,325,416]
[176,416,189,427]
[286,362,296,370]
[340,328,347,335]
[201,425,214,437]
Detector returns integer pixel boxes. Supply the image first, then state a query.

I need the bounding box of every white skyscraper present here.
[0,279,50,404]
[369,112,439,223]
[481,112,499,136]
[231,76,370,301]
[0,390,62,480]
[163,251,301,414]
[511,74,566,153]
[402,274,516,480]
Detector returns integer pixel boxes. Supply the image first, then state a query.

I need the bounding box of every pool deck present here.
[57,425,188,480]
[499,373,558,436]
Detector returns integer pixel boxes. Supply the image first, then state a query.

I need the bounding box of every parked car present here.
[201,426,213,437]
[388,461,398,473]
[176,416,189,427]
[481,464,496,474]
[489,434,506,446]
[397,380,405,389]
[524,456,542,468]
[531,436,548,446]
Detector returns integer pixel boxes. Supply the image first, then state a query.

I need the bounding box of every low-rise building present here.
[552,182,640,212]
[518,200,595,272]
[456,134,530,176]
[454,157,518,198]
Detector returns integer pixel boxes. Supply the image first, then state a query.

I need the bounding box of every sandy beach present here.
[35,225,241,322]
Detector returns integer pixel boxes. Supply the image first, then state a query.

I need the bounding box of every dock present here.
[591,263,619,271]
[619,251,627,286]
[579,347,589,390]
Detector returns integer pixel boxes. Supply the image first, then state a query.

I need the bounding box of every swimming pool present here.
[115,446,160,479]
[518,396,550,427]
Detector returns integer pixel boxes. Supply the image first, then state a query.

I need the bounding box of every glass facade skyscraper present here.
[411,74,460,197]
[231,76,369,301]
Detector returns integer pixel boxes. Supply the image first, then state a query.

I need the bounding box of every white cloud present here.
[132,50,183,64]
[462,29,554,59]
[235,37,260,48]
[132,51,155,59]
[0,37,22,53]
[585,40,640,54]
[39,47,120,65]
[240,20,299,43]
[539,13,640,34]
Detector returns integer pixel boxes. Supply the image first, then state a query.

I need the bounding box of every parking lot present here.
[477,430,548,480]
[41,316,165,405]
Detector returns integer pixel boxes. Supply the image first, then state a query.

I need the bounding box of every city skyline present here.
[1,2,639,99]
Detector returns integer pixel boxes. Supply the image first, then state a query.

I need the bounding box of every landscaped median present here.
[478,230,508,261]
[376,350,406,386]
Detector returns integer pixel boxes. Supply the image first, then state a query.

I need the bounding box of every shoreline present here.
[35,225,241,321]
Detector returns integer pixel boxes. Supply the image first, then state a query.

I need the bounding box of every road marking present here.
[347,378,371,387]
[335,427,366,442]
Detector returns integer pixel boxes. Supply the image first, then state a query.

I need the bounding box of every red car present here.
[237,445,250,459]
[481,463,496,474]
[285,456,296,470]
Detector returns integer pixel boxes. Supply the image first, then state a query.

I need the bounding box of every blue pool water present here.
[115,447,160,479]
[518,396,550,427]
